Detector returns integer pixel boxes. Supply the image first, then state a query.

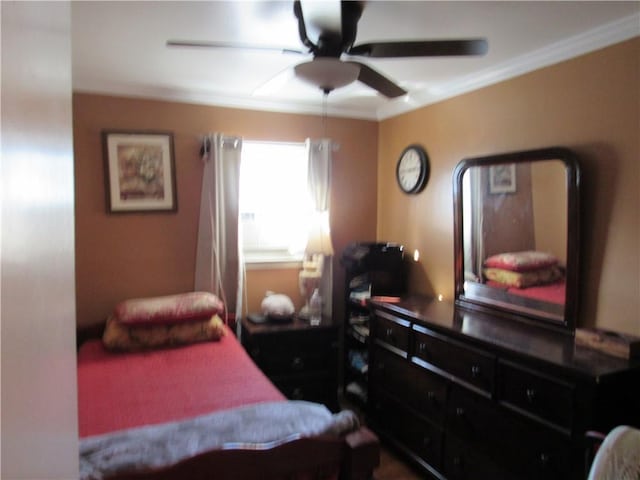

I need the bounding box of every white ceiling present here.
[71,1,639,121]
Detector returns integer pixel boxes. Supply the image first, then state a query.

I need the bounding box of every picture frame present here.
[489,163,517,194]
[102,130,177,213]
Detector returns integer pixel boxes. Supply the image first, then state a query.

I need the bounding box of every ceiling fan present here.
[167,1,488,98]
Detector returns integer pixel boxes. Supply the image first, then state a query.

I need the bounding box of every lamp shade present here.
[295,59,360,92]
[305,211,334,256]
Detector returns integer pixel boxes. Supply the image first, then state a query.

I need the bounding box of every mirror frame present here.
[453,147,581,331]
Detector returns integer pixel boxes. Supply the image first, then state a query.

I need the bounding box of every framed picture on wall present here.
[102,130,177,213]
[489,163,517,194]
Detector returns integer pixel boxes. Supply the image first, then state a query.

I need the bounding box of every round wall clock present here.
[396,145,429,194]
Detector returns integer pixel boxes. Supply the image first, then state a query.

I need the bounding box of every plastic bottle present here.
[309,288,322,325]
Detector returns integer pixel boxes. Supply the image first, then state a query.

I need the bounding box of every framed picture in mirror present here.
[489,163,516,193]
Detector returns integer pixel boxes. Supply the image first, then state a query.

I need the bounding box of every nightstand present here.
[241,316,339,411]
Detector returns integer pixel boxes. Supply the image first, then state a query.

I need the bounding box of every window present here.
[239,141,312,265]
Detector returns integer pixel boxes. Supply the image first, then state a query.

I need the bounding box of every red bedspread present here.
[78,327,285,437]
[506,280,566,305]
[486,280,566,305]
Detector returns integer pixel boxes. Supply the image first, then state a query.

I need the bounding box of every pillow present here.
[103,314,225,351]
[114,292,224,326]
[484,251,558,272]
[483,266,563,289]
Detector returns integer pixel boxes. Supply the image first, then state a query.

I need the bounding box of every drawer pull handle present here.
[471,365,481,377]
[385,328,394,339]
[455,407,465,417]
[526,388,537,403]
[427,391,436,402]
[539,453,550,467]
[417,342,427,354]
[291,357,304,370]
[453,456,463,468]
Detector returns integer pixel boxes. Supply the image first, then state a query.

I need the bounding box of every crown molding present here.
[376,13,640,120]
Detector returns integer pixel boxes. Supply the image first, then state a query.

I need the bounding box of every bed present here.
[77,293,379,480]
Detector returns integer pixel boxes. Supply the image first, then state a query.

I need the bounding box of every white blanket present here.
[588,425,640,480]
[80,401,359,480]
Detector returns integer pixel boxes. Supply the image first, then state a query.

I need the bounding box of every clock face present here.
[396,146,429,194]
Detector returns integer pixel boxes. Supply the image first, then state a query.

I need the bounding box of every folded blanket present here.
[588,425,640,480]
[80,401,359,480]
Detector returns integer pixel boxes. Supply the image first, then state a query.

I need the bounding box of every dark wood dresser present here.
[241,316,339,411]
[367,295,640,480]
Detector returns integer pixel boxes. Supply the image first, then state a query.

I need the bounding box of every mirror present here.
[453,147,580,330]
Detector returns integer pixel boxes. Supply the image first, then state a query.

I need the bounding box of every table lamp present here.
[299,212,334,320]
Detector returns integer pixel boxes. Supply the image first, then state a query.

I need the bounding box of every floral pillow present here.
[114,292,224,326]
[103,314,226,351]
[484,251,558,272]
[484,266,563,289]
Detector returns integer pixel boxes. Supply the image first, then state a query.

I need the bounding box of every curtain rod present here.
[199,134,242,157]
[199,135,340,157]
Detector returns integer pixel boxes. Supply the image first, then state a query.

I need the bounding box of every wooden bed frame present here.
[77,324,380,480]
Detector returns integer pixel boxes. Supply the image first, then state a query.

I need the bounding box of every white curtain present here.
[306,138,334,317]
[194,133,244,328]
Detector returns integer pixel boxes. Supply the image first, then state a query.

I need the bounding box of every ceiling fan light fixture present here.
[294,58,360,92]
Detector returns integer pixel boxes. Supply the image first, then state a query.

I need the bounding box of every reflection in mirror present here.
[453,148,580,330]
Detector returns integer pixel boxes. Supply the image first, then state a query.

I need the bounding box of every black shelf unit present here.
[340,242,406,407]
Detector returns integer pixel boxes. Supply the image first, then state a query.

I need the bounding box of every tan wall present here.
[378,38,640,334]
[73,94,378,327]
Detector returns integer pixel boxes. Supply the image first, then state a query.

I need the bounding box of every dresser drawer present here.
[498,360,574,431]
[370,345,410,398]
[370,390,443,469]
[448,385,572,480]
[405,359,448,426]
[446,384,504,450]
[371,346,447,425]
[443,435,513,480]
[413,325,495,395]
[372,311,410,355]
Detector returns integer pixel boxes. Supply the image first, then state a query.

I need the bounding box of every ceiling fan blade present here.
[347,39,488,58]
[253,66,297,96]
[166,40,304,55]
[346,61,406,98]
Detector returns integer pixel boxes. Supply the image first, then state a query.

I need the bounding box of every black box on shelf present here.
[341,242,406,296]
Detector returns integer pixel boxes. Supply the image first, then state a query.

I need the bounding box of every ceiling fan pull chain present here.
[322,91,328,138]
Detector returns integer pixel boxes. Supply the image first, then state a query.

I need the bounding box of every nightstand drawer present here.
[498,360,574,431]
[372,311,410,355]
[273,375,337,406]
[251,348,336,376]
[246,329,338,376]
[413,325,495,395]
